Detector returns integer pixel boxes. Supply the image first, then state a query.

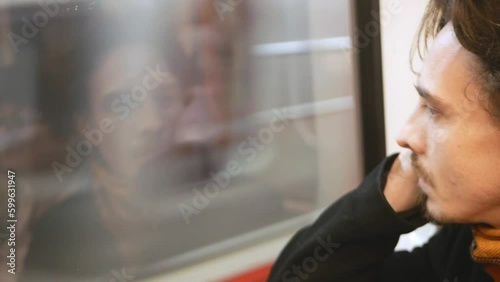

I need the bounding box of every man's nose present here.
[396,111,426,155]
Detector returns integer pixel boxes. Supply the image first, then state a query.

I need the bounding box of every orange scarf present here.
[471,224,500,281]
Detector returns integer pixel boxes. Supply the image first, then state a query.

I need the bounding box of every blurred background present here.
[0,0,431,281]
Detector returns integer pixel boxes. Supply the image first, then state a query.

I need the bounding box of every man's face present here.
[397,23,500,227]
[89,47,183,178]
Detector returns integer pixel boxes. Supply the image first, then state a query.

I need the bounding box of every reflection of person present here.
[269,1,500,281]
[87,48,185,271]
[87,46,184,178]
[18,2,193,279]
[3,0,250,280]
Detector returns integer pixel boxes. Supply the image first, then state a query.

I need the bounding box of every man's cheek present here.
[430,128,447,144]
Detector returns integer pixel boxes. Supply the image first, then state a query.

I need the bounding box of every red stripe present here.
[219,263,274,282]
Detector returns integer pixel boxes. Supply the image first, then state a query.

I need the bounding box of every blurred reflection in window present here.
[0,0,362,281]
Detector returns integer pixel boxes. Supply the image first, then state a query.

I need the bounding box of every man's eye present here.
[423,104,439,117]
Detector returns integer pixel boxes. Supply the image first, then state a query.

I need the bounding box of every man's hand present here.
[384,149,422,213]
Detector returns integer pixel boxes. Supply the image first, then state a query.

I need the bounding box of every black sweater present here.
[268,154,493,282]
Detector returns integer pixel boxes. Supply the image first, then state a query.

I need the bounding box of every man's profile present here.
[269,1,500,281]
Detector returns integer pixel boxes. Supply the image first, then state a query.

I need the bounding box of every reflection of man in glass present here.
[5,0,250,279]
[20,3,192,278]
[87,48,185,271]
[88,47,183,178]
[76,4,190,272]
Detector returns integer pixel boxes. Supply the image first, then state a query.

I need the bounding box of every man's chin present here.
[414,193,438,224]
[421,201,457,225]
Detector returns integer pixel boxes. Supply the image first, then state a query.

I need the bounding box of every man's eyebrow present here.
[413,84,450,111]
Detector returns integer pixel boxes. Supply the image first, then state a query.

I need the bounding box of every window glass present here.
[0,0,362,280]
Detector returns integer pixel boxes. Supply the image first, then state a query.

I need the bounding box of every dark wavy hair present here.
[414,0,500,123]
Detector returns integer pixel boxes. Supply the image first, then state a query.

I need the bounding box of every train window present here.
[0,0,372,280]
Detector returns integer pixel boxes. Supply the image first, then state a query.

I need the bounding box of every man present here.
[268,1,500,281]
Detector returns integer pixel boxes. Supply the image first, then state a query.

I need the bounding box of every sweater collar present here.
[471,224,500,281]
